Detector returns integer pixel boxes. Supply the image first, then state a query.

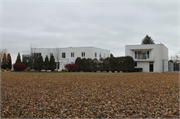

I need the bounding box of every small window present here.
[71,52,74,57]
[135,62,137,67]
[62,52,66,58]
[99,53,101,58]
[147,51,149,58]
[82,52,85,57]
[95,52,97,57]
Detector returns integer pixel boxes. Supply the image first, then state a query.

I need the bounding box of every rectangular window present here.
[71,52,74,57]
[135,51,137,59]
[135,51,150,59]
[135,62,137,67]
[82,52,85,57]
[95,52,97,57]
[147,51,149,58]
[99,53,101,58]
[55,62,60,69]
[62,52,66,58]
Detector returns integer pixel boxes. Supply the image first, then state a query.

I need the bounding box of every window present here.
[99,53,101,58]
[135,62,137,67]
[147,51,149,58]
[135,51,150,59]
[55,62,60,69]
[71,52,74,57]
[62,52,66,58]
[71,62,74,64]
[82,52,85,57]
[104,54,105,58]
[95,52,97,57]
[135,51,137,59]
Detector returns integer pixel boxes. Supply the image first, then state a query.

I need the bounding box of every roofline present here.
[34,46,110,51]
[125,44,168,49]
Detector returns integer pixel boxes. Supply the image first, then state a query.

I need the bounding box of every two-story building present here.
[22,47,110,71]
[125,44,168,72]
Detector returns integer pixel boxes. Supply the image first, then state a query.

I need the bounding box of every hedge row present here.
[75,56,135,72]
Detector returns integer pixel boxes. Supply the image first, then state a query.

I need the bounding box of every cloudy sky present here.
[1,0,179,63]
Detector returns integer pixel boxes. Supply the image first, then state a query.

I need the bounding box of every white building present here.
[22,47,110,71]
[125,44,168,72]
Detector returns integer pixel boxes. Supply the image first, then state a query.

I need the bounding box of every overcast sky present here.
[1,0,179,63]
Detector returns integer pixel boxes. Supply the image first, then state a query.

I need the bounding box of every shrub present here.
[65,64,79,72]
[36,55,43,72]
[25,67,31,71]
[134,68,143,72]
[49,54,55,71]
[1,69,6,72]
[13,63,26,71]
[6,68,10,71]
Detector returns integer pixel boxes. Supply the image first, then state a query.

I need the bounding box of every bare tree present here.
[30,43,38,69]
[54,46,61,70]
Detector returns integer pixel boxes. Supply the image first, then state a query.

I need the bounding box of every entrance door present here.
[149,62,154,72]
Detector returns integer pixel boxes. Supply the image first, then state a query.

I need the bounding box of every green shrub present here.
[25,67,31,71]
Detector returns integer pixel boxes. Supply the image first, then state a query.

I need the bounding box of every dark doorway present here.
[149,62,154,72]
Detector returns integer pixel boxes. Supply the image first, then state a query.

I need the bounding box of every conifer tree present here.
[16,53,21,63]
[49,54,55,71]
[44,55,49,71]
[1,53,7,69]
[28,57,33,69]
[7,53,12,70]
[36,55,43,72]
[141,35,155,44]
[23,58,28,67]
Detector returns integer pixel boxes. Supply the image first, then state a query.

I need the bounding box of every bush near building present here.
[65,64,79,72]
[36,55,43,72]
[13,63,26,71]
[49,54,55,71]
[75,56,135,72]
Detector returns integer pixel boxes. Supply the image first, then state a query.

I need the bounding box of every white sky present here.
[0,0,179,63]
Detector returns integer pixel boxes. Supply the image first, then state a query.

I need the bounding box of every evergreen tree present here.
[110,53,114,58]
[22,58,28,67]
[16,53,21,63]
[49,54,55,71]
[36,55,43,72]
[33,56,38,70]
[141,35,155,44]
[75,57,82,71]
[1,53,7,69]
[28,57,33,69]
[7,53,12,70]
[44,55,49,71]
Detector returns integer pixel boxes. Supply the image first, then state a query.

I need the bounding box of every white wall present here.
[136,62,149,72]
[24,47,110,70]
[125,44,168,73]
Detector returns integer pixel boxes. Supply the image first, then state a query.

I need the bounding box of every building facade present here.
[22,47,110,70]
[125,44,168,72]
